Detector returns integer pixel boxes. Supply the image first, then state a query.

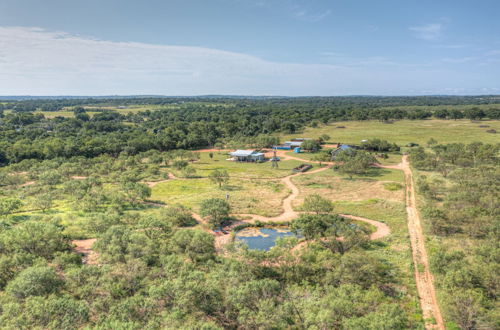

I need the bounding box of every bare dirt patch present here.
[72,238,98,265]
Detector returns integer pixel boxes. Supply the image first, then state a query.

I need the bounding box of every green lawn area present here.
[151,177,289,217]
[174,152,305,179]
[292,166,405,209]
[286,150,403,166]
[283,119,500,146]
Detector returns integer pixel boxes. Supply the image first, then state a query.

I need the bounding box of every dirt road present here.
[402,155,444,329]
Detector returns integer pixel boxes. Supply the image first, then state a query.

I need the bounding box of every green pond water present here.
[236,228,299,251]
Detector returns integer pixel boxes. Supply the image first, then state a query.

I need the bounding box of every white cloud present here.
[433,44,470,49]
[0,26,495,96]
[486,49,500,56]
[410,23,444,41]
[291,7,332,22]
[442,57,477,64]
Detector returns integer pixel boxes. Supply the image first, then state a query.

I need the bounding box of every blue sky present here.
[0,0,499,95]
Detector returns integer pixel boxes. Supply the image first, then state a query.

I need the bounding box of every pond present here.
[235,227,299,251]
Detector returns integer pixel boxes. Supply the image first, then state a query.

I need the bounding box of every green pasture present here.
[173,152,305,179]
[284,119,500,146]
[151,177,288,217]
[379,103,500,111]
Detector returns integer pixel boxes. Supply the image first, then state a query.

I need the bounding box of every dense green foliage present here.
[1,96,500,165]
[410,142,499,329]
[334,149,378,179]
[0,96,498,328]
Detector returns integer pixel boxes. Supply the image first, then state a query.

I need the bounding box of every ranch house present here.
[230,150,265,162]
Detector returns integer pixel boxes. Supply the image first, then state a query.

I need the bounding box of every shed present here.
[331,144,353,160]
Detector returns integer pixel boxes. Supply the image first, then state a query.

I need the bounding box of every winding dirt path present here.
[236,165,333,222]
[194,162,391,241]
[402,155,444,329]
[339,214,390,240]
[73,157,392,267]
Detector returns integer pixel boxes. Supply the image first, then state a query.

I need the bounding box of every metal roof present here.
[230,150,257,157]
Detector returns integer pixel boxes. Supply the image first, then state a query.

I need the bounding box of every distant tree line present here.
[0,97,499,165]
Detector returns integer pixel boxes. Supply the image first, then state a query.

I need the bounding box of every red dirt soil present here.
[402,155,444,329]
[72,239,98,265]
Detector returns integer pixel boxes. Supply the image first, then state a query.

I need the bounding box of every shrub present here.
[7,265,63,299]
[383,182,403,191]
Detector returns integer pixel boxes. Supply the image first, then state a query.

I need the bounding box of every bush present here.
[0,222,71,259]
[7,265,63,299]
[161,204,197,227]
[383,182,403,191]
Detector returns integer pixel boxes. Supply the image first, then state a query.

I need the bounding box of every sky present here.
[0,0,499,96]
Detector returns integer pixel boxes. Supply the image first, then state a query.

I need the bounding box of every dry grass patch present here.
[151,177,289,217]
[292,171,404,209]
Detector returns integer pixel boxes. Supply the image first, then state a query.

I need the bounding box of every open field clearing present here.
[151,177,288,217]
[379,103,500,111]
[292,168,405,208]
[170,152,305,178]
[284,119,500,145]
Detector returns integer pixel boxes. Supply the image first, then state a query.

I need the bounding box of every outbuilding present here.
[331,144,354,160]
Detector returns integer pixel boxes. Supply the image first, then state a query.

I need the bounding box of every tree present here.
[172,160,188,170]
[6,265,63,299]
[0,222,70,259]
[200,198,230,229]
[449,109,464,120]
[38,170,63,186]
[161,204,197,227]
[0,198,22,217]
[434,108,449,119]
[464,108,486,121]
[302,194,333,214]
[291,214,367,254]
[445,289,485,330]
[301,140,321,152]
[291,214,335,241]
[182,166,197,178]
[170,229,215,262]
[32,192,54,212]
[334,150,378,179]
[120,182,151,204]
[319,134,331,144]
[209,169,229,188]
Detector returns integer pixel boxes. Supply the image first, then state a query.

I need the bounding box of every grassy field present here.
[171,152,304,179]
[283,119,500,145]
[286,150,404,166]
[292,166,404,209]
[379,103,500,111]
[151,177,289,216]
